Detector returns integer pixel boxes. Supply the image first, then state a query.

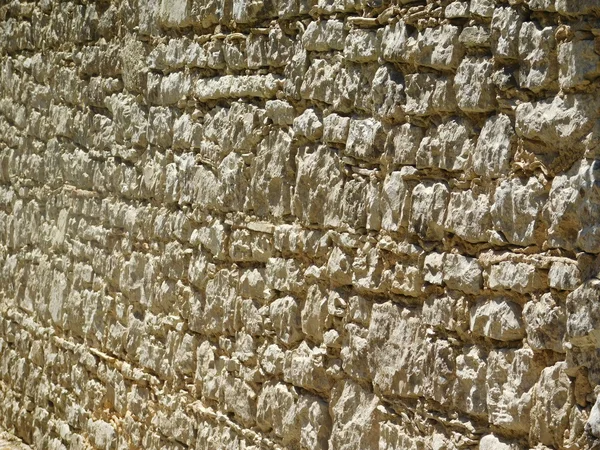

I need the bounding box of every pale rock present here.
[491,7,522,60]
[459,25,491,48]
[267,26,295,68]
[416,118,474,171]
[518,22,557,92]
[548,261,581,290]
[566,280,600,347]
[302,20,345,51]
[470,0,494,16]
[172,114,202,149]
[300,59,340,104]
[530,362,573,448]
[202,269,238,335]
[256,382,298,443]
[265,100,295,126]
[424,253,444,285]
[247,32,269,69]
[283,341,332,394]
[455,56,496,113]
[409,181,450,241]
[558,39,600,90]
[488,262,544,294]
[344,29,379,62]
[260,344,285,376]
[380,422,427,449]
[370,65,405,122]
[329,380,380,450]
[326,247,354,286]
[416,25,464,69]
[296,395,331,450]
[404,73,457,117]
[352,246,387,293]
[228,229,272,262]
[391,263,423,297]
[479,434,519,450]
[158,0,192,27]
[293,108,323,141]
[443,253,483,294]
[523,293,566,353]
[147,107,174,148]
[250,129,295,217]
[345,118,385,161]
[340,323,370,380]
[195,74,282,101]
[218,152,249,212]
[556,0,600,16]
[473,114,515,179]
[323,113,350,144]
[220,373,257,427]
[525,0,556,11]
[423,293,469,333]
[586,395,600,438]
[223,38,247,70]
[383,123,424,168]
[486,347,544,432]
[470,299,525,341]
[265,258,304,293]
[444,189,492,243]
[381,21,416,63]
[301,285,330,341]
[491,177,547,246]
[294,146,344,226]
[445,1,470,18]
[454,346,488,417]
[544,160,600,253]
[269,296,303,346]
[380,167,415,232]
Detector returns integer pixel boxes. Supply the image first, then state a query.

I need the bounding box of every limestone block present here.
[218,153,249,212]
[220,373,257,427]
[329,380,380,450]
[416,118,474,171]
[327,247,354,286]
[544,160,600,253]
[455,56,496,113]
[380,167,415,232]
[229,229,272,262]
[259,343,285,376]
[345,118,385,161]
[323,113,350,144]
[293,146,344,226]
[491,7,522,60]
[256,382,297,441]
[232,0,265,23]
[529,362,573,448]
[486,347,544,432]
[459,25,490,48]
[195,74,282,101]
[302,20,345,51]
[300,59,340,104]
[148,37,207,70]
[381,21,416,63]
[479,434,519,450]
[423,293,469,333]
[370,65,405,122]
[301,285,330,341]
[491,177,547,246]
[518,22,557,92]
[172,114,202,149]
[556,0,600,15]
[523,293,566,353]
[488,262,544,294]
[409,181,450,241]
[470,0,494,17]
[202,269,238,335]
[566,280,600,347]
[158,0,192,27]
[445,1,470,18]
[444,189,492,243]
[443,254,483,294]
[283,341,332,393]
[416,25,464,69]
[267,27,295,68]
[293,108,323,141]
[147,107,174,148]
[404,73,457,117]
[383,123,424,168]
[340,323,370,380]
[548,261,581,290]
[266,258,304,293]
[344,29,379,62]
[297,395,331,450]
[558,39,600,90]
[453,346,488,417]
[247,32,268,69]
[470,299,525,341]
[473,114,515,179]
[352,246,387,292]
[266,100,295,126]
[223,37,247,70]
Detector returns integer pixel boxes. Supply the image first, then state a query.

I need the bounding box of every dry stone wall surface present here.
[1,0,600,449]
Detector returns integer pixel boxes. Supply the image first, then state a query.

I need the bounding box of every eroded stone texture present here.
[0,1,598,450]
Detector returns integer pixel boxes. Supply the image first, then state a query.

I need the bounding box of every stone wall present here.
[1,0,600,448]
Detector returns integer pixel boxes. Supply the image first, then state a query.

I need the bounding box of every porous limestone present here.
[0,0,599,449]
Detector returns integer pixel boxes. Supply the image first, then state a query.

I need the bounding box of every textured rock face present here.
[0,1,600,449]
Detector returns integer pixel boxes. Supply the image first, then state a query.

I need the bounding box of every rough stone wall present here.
[1,0,600,449]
